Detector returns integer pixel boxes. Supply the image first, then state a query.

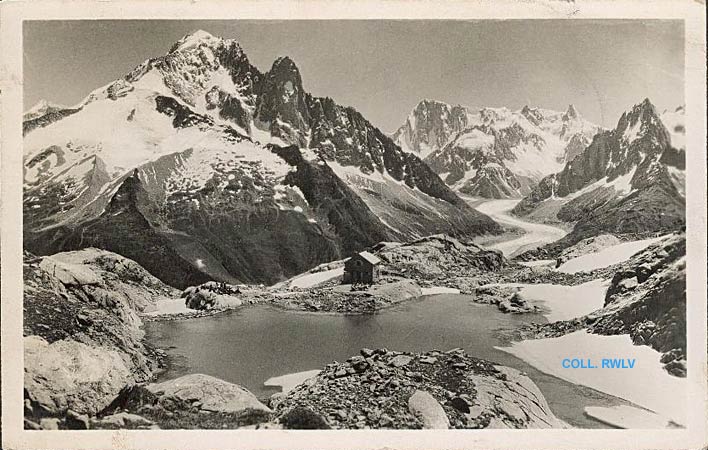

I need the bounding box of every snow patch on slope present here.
[289,267,344,289]
[556,236,666,274]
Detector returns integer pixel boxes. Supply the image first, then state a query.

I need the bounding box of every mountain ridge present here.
[392,99,601,198]
[513,98,685,256]
[23,30,500,287]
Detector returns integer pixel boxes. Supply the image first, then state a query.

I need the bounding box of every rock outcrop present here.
[96,374,272,430]
[146,374,271,414]
[23,249,178,428]
[376,235,505,280]
[517,234,687,377]
[590,234,686,376]
[271,348,568,429]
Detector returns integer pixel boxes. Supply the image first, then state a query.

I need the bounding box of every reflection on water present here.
[145,294,625,428]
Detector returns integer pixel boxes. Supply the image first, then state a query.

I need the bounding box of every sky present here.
[23,20,684,131]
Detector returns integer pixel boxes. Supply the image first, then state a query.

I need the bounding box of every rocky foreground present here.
[23,243,569,430]
[270,347,567,429]
[23,249,177,429]
[53,348,567,430]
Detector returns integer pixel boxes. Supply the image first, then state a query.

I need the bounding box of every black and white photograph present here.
[1,2,707,449]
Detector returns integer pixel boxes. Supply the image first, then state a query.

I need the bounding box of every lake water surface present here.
[145,294,626,428]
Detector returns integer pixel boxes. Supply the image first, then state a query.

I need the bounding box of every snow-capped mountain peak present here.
[23,99,70,121]
[392,99,468,158]
[23,30,499,288]
[563,104,579,121]
[616,98,669,148]
[169,29,222,53]
[395,99,601,198]
[514,98,685,236]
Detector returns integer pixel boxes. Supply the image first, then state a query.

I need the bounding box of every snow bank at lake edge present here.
[584,405,678,429]
[264,370,321,393]
[497,330,687,427]
[421,286,461,295]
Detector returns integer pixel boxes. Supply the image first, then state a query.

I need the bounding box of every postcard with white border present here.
[1,1,706,449]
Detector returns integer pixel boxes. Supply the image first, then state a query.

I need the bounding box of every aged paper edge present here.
[1,1,706,449]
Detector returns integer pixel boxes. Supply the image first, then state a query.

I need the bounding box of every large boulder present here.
[407,390,450,429]
[145,374,271,414]
[24,336,132,416]
[98,374,272,429]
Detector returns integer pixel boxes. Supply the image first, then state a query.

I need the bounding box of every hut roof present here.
[356,251,381,265]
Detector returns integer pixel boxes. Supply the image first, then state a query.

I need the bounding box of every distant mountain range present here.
[513,99,685,253]
[392,99,600,198]
[22,30,500,288]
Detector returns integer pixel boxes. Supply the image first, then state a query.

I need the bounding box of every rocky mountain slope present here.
[393,100,600,198]
[592,234,686,376]
[513,99,685,255]
[23,30,500,288]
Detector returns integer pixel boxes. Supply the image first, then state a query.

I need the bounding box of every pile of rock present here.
[472,285,538,314]
[377,235,505,281]
[270,280,421,314]
[182,281,244,310]
[271,348,567,429]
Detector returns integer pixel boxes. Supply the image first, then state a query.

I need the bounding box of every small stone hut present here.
[342,251,381,284]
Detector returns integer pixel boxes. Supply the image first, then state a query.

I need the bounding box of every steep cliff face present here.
[23,30,500,288]
[392,99,469,158]
[513,99,685,253]
[393,100,600,198]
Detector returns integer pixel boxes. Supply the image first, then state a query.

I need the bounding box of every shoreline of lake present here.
[144,293,628,428]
